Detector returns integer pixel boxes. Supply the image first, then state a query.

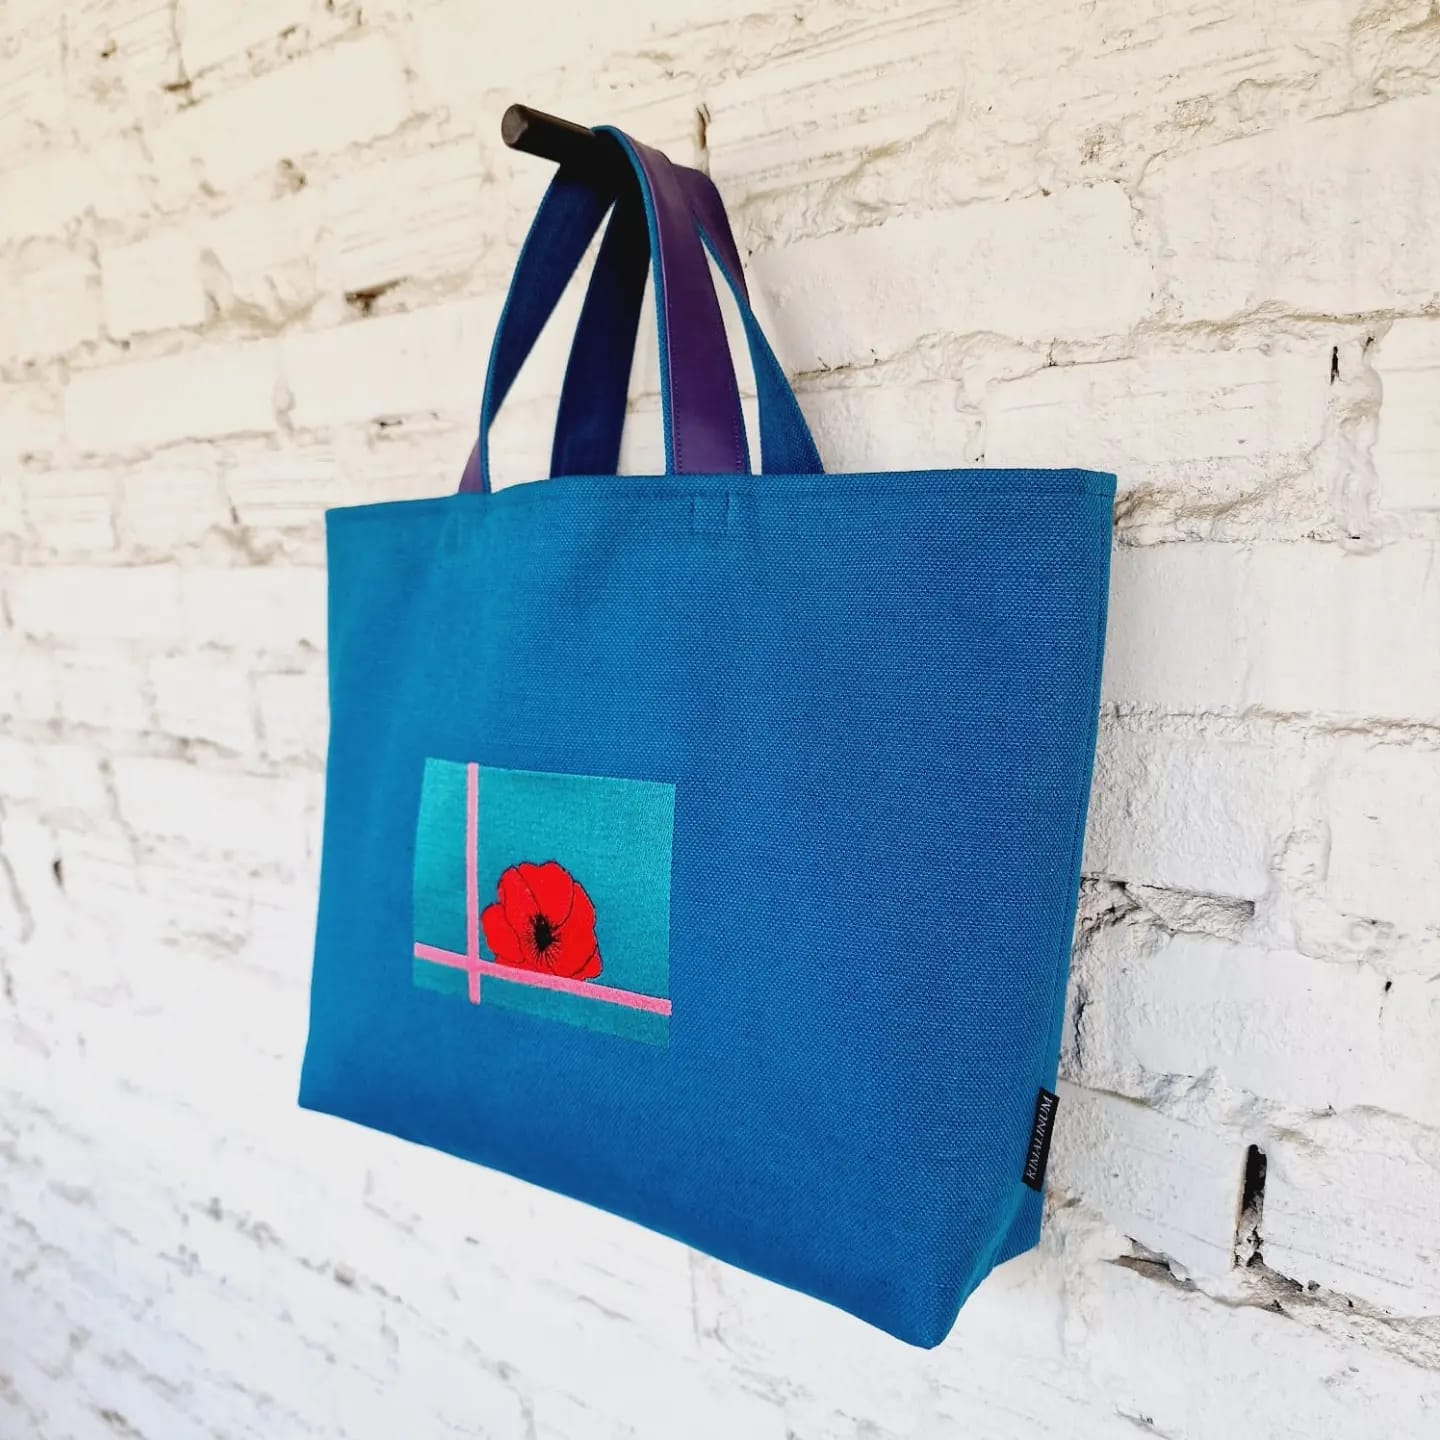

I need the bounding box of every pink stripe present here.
[414,943,672,1016]
[465,763,479,964]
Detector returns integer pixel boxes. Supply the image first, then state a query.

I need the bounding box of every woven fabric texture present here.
[301,131,1114,1347]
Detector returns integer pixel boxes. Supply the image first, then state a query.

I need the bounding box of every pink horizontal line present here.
[414,943,673,1016]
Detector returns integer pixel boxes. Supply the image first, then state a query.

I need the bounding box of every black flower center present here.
[531,913,556,954]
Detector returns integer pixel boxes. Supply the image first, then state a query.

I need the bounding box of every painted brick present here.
[802,379,980,471]
[984,345,1330,513]
[178,566,327,650]
[1104,541,1440,722]
[111,755,309,860]
[255,669,327,762]
[0,737,108,817]
[0,137,142,264]
[19,470,118,553]
[0,641,58,722]
[0,2,66,153]
[704,4,988,209]
[407,0,673,118]
[148,35,411,194]
[282,298,497,429]
[688,1240,1123,1440]
[7,564,183,641]
[314,139,490,297]
[1084,722,1306,897]
[173,0,303,76]
[48,820,144,929]
[0,736,44,805]
[36,744,111,821]
[1144,92,1440,320]
[1325,742,1440,933]
[1050,1084,1245,1279]
[99,227,210,338]
[1074,931,1440,1129]
[0,383,63,458]
[65,341,281,454]
[751,183,1155,370]
[224,447,345,530]
[0,812,77,945]
[116,465,232,551]
[62,0,183,104]
[0,251,99,365]
[705,0,1369,235]
[150,653,256,751]
[1081,1257,1440,1438]
[54,650,152,730]
[1373,319,1440,511]
[0,470,23,547]
[200,193,320,326]
[333,419,474,505]
[0,148,101,244]
[1263,1110,1440,1315]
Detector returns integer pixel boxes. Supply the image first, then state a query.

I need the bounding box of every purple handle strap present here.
[553,157,822,478]
[614,131,749,475]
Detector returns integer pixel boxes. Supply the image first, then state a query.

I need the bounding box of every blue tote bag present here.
[301,127,1114,1347]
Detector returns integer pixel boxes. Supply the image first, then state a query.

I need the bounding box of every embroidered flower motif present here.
[481,861,602,980]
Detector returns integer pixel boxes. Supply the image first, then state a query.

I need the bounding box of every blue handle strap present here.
[549,185,649,478]
[459,175,639,491]
[465,164,614,493]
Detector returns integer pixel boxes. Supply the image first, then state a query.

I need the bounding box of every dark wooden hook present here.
[501,104,623,177]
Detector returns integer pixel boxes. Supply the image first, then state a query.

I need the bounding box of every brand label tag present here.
[1021,1087,1059,1191]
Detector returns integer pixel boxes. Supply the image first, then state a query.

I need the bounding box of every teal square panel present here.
[412,760,675,1045]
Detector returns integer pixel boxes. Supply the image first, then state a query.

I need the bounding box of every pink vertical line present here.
[466,762,481,1004]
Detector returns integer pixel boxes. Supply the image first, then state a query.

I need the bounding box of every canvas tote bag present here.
[301,126,1114,1347]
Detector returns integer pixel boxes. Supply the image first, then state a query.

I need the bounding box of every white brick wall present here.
[1,2,1438,1437]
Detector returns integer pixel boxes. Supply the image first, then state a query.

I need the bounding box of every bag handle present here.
[551,140,823,478]
[463,133,752,493]
[548,183,650,481]
[458,179,643,494]
[606,129,752,478]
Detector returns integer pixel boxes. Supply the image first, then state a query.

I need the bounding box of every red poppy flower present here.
[481,861,602,980]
